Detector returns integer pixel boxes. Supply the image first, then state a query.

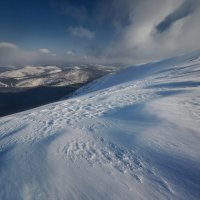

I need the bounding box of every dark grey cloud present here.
[156,0,200,33]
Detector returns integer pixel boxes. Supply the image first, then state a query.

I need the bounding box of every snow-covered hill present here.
[0,52,200,200]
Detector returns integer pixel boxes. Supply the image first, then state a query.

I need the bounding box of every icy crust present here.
[0,52,200,199]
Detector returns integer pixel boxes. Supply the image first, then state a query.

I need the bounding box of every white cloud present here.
[99,0,200,64]
[38,48,51,54]
[38,49,57,57]
[0,42,94,66]
[0,41,87,66]
[0,42,18,50]
[68,26,95,39]
[0,42,57,66]
[66,50,75,56]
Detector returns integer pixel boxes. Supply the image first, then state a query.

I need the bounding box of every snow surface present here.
[0,52,200,199]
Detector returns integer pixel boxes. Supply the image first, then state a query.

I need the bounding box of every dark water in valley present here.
[0,84,82,117]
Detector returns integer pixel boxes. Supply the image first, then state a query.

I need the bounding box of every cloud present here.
[38,49,57,57]
[68,26,95,39]
[94,0,200,65]
[66,50,76,56]
[0,42,18,50]
[0,42,59,66]
[47,0,200,65]
[0,44,39,66]
[0,42,93,66]
[0,42,18,64]
[38,48,51,54]
[156,0,200,33]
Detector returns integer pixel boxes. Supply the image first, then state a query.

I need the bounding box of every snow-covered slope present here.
[0,52,200,200]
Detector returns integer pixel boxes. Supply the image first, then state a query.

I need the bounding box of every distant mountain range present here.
[0,64,117,117]
[0,65,117,88]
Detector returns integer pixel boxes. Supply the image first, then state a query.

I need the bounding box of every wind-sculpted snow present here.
[0,52,200,199]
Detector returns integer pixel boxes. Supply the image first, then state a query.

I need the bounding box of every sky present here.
[0,0,200,66]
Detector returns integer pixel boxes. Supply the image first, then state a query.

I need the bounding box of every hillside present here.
[0,52,200,200]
